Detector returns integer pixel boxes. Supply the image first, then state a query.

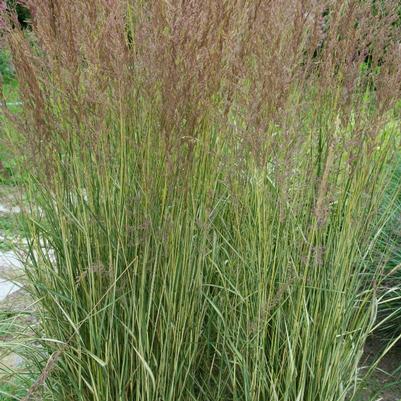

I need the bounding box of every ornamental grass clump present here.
[1,1,401,400]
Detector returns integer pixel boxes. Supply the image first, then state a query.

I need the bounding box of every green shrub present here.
[373,158,401,337]
[0,50,14,84]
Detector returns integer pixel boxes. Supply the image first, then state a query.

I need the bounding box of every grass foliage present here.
[1,1,401,400]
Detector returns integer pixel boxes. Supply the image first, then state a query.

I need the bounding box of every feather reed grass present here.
[1,1,401,400]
